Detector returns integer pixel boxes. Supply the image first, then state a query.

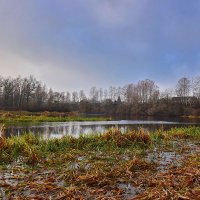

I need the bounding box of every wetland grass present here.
[0,110,111,123]
[0,127,199,199]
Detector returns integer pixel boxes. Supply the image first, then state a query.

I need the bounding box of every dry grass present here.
[102,128,151,147]
[0,127,199,199]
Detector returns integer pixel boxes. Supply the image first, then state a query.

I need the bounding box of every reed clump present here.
[102,128,151,147]
[0,124,6,149]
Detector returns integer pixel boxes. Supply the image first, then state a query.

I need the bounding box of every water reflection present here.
[4,120,200,139]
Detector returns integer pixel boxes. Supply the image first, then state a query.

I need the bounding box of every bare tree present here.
[103,89,108,100]
[2,77,15,107]
[89,86,99,102]
[176,77,191,104]
[0,74,199,116]
[0,76,3,106]
[12,76,23,108]
[99,88,103,102]
[21,76,38,108]
[192,76,200,99]
[137,79,159,103]
[65,91,71,103]
[72,91,79,103]
[79,90,87,101]
[33,82,47,110]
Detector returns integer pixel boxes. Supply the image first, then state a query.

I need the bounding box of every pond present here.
[2,117,200,139]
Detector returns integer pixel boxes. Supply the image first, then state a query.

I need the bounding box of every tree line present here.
[0,75,200,116]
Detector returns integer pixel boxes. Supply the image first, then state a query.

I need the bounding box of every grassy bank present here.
[0,127,200,199]
[182,115,200,119]
[0,110,111,123]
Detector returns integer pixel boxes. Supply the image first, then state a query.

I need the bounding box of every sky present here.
[0,0,200,92]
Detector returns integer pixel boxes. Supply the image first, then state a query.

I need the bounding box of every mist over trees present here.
[0,75,200,116]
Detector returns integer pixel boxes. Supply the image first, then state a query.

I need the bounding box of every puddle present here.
[77,156,86,161]
[67,162,79,170]
[147,150,182,171]
[0,173,19,187]
[185,142,200,153]
[0,169,28,188]
[121,155,130,161]
[56,179,66,187]
[146,141,200,171]
[117,183,143,199]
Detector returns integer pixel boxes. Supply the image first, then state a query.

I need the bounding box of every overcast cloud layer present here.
[0,0,200,91]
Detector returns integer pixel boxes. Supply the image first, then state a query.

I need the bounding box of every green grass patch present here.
[0,110,111,123]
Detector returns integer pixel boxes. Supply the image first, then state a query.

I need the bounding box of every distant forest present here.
[1,75,200,116]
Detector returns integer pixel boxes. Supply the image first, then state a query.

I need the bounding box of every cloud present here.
[0,0,200,91]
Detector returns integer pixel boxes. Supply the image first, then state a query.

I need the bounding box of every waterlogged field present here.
[0,127,200,199]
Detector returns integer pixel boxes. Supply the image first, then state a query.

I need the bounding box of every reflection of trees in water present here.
[5,122,200,139]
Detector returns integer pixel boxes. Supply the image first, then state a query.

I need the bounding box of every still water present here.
[3,117,200,139]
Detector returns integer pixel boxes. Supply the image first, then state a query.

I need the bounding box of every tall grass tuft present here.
[102,128,151,147]
[0,124,6,149]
